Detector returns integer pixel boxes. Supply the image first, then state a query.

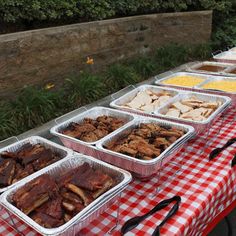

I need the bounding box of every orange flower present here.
[45,83,55,90]
[86,57,94,65]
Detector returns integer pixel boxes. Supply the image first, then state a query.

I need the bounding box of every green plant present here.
[65,72,106,106]
[0,102,18,140]
[11,86,62,129]
[127,56,157,78]
[105,64,141,92]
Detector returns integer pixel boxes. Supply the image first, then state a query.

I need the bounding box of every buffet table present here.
[0,107,235,236]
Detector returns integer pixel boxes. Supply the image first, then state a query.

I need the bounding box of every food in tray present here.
[104,123,185,160]
[227,68,236,74]
[161,75,204,87]
[12,162,114,228]
[194,65,226,72]
[0,144,62,188]
[201,80,236,92]
[163,96,222,121]
[61,115,127,142]
[122,90,173,112]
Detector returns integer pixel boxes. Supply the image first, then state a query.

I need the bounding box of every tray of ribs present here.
[0,136,72,193]
[110,85,179,116]
[155,91,232,135]
[0,154,132,235]
[96,118,195,179]
[50,106,135,156]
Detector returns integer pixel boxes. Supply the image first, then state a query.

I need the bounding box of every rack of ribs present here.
[0,143,62,188]
[11,163,115,228]
[104,123,185,160]
[61,115,127,142]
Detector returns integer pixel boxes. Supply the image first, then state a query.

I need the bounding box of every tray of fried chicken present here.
[0,154,132,235]
[110,85,179,116]
[0,136,72,193]
[96,118,195,179]
[50,107,135,156]
[155,91,231,135]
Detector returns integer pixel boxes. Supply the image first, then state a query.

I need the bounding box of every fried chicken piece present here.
[0,159,16,187]
[80,132,98,142]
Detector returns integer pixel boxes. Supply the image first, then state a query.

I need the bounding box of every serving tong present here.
[121,195,181,236]
[209,137,236,167]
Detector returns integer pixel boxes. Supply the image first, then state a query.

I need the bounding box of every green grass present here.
[0,43,212,141]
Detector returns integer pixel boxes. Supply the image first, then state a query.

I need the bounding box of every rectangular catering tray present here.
[110,84,180,116]
[213,51,236,64]
[155,72,236,106]
[96,118,195,179]
[0,136,72,194]
[0,154,132,236]
[154,72,210,89]
[50,106,136,156]
[185,61,235,76]
[155,91,232,135]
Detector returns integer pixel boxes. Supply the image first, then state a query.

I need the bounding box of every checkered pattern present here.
[0,108,235,236]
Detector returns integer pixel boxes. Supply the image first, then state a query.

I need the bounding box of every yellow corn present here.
[162,75,204,87]
[201,80,236,92]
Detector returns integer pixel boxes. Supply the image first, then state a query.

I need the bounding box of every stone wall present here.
[0,11,212,97]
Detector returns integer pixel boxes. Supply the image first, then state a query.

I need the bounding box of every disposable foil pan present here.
[223,65,236,77]
[154,72,210,89]
[155,91,232,135]
[96,118,195,179]
[0,154,132,236]
[195,76,236,106]
[185,61,233,76]
[229,47,236,52]
[50,106,136,156]
[110,84,180,116]
[0,136,72,194]
[213,51,236,64]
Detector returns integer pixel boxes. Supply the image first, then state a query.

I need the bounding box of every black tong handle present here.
[152,197,180,236]
[231,154,236,167]
[209,137,236,160]
[121,196,181,235]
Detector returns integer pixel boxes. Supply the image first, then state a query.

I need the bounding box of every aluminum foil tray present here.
[155,91,232,135]
[155,72,210,89]
[0,136,72,194]
[222,65,236,77]
[213,51,236,64]
[0,154,132,236]
[96,118,195,179]
[195,76,236,106]
[50,106,136,156]
[109,85,180,117]
[185,61,235,76]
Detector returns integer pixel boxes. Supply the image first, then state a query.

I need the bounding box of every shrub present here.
[65,72,107,107]
[105,64,141,92]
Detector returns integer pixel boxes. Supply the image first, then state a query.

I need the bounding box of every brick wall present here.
[0,11,212,97]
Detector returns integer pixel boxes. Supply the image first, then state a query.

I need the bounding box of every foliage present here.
[0,43,211,141]
[0,0,233,23]
[10,86,62,129]
[65,72,106,107]
[105,64,141,92]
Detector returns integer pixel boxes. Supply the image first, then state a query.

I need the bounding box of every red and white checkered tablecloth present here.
[0,108,235,236]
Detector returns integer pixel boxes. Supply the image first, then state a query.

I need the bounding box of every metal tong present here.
[209,137,236,160]
[121,196,181,236]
